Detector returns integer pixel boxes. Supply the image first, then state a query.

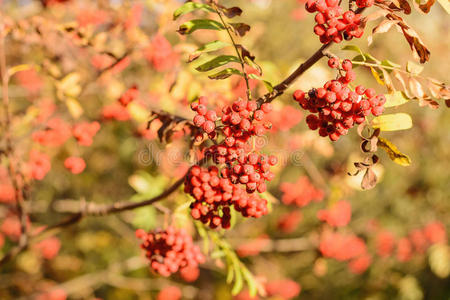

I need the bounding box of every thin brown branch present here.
[256,7,365,105]
[0,172,186,267]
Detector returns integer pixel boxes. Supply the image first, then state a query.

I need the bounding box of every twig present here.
[256,7,365,105]
[0,176,185,267]
[213,3,252,100]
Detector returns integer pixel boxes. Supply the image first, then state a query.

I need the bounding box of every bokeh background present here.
[0,0,449,299]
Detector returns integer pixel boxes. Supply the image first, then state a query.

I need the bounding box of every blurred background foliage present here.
[0,0,449,299]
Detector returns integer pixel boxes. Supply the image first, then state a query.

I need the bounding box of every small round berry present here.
[342,59,353,71]
[328,57,340,69]
[261,103,273,113]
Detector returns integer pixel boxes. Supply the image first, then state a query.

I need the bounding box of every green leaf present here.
[406,60,424,75]
[429,244,450,278]
[177,19,224,35]
[381,59,401,70]
[342,45,365,58]
[370,67,385,85]
[226,257,235,284]
[231,262,244,295]
[378,137,411,166]
[372,113,413,131]
[241,267,258,297]
[132,206,156,231]
[384,91,410,108]
[247,74,274,93]
[195,55,241,72]
[189,40,230,62]
[208,68,243,80]
[364,52,380,63]
[173,2,214,20]
[128,171,166,196]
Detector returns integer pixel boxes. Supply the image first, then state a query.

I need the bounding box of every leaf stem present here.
[213,4,252,100]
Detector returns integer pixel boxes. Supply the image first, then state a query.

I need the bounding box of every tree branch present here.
[256,7,365,105]
[0,175,186,267]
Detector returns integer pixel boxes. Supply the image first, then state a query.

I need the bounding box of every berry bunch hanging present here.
[136,227,205,277]
[293,59,385,141]
[305,0,375,44]
[185,97,277,229]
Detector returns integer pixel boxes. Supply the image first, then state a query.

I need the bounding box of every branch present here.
[0,175,186,267]
[256,8,365,105]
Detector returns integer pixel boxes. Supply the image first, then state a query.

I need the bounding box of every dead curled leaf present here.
[148,110,198,143]
[385,13,430,63]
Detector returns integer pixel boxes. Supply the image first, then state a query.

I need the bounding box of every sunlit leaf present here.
[195,55,241,72]
[429,244,450,278]
[370,67,385,85]
[178,19,224,35]
[342,45,365,58]
[406,61,424,75]
[173,2,214,20]
[437,0,450,13]
[208,68,243,80]
[384,91,410,108]
[189,40,230,62]
[378,137,411,166]
[65,97,84,119]
[372,113,413,131]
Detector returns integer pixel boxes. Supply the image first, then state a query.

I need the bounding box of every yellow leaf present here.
[378,137,411,166]
[429,244,450,278]
[58,72,81,98]
[66,97,84,119]
[384,91,410,108]
[8,64,34,77]
[372,113,413,131]
[370,67,385,85]
[437,0,450,14]
[128,102,148,123]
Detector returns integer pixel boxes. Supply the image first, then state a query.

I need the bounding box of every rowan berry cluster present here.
[293,59,385,141]
[136,227,205,277]
[305,0,374,44]
[185,97,277,228]
[72,121,101,146]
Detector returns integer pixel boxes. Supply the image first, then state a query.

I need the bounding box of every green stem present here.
[213,4,252,100]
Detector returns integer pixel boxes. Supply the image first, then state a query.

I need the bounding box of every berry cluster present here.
[118,85,139,107]
[281,176,324,207]
[293,59,385,141]
[317,200,352,227]
[72,121,101,146]
[136,227,205,277]
[319,229,372,274]
[185,166,269,229]
[64,157,86,174]
[186,97,277,228]
[305,0,374,44]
